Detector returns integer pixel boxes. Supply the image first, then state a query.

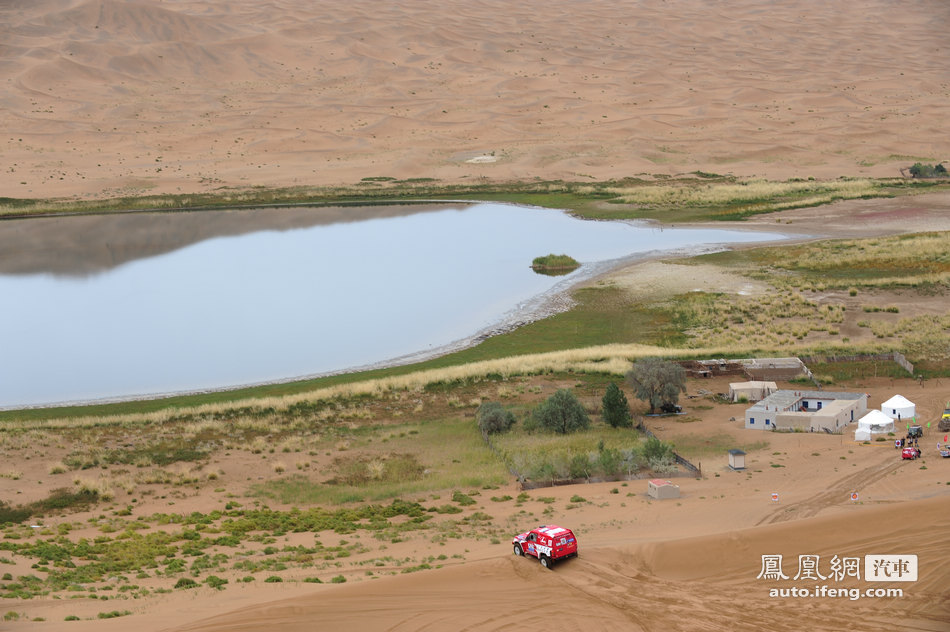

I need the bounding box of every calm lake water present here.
[0,203,788,408]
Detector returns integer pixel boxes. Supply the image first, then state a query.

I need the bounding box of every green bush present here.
[204,575,228,590]
[97,610,131,619]
[643,436,674,467]
[908,162,947,178]
[531,389,590,434]
[569,453,592,479]
[174,578,198,589]
[476,402,516,436]
[451,491,476,506]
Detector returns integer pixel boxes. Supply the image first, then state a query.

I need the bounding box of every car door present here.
[525,532,538,557]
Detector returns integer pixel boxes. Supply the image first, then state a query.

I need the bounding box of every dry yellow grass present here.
[4,340,905,433]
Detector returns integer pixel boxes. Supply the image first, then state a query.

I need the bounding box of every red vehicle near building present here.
[512,525,578,569]
[902,446,921,460]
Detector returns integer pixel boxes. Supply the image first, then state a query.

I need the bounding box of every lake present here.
[0,203,788,408]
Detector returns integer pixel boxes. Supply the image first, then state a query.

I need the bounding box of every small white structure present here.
[728,449,746,470]
[854,409,896,441]
[881,394,916,421]
[728,381,777,403]
[648,479,680,500]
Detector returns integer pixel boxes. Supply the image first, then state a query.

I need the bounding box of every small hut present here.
[728,449,746,470]
[647,479,680,499]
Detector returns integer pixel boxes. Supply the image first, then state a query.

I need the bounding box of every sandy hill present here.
[1,0,948,199]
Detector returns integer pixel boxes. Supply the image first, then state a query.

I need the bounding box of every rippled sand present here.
[1,0,948,200]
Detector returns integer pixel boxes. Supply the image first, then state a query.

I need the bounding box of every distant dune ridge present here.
[1,0,949,199]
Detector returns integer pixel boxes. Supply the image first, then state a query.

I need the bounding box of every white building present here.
[744,390,868,432]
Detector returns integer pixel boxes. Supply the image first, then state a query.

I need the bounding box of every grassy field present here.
[2,174,946,221]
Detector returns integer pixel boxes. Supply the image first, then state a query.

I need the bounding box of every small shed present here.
[729,381,777,403]
[881,394,915,421]
[648,479,680,499]
[728,449,746,470]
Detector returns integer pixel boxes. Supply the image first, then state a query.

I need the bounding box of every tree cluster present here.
[908,162,947,178]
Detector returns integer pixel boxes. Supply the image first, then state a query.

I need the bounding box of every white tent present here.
[881,394,916,421]
[854,409,896,441]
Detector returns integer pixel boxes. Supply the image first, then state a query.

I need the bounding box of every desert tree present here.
[531,389,590,434]
[625,358,686,414]
[601,382,632,428]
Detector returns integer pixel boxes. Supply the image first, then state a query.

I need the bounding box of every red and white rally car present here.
[512,525,578,569]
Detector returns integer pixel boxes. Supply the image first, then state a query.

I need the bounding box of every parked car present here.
[512,525,578,569]
[901,447,921,460]
[908,425,923,439]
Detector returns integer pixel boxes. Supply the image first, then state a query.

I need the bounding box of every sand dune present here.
[168,497,950,632]
[1,0,948,199]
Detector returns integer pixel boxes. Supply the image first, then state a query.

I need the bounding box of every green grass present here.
[665,433,769,460]
[250,417,508,505]
[798,360,911,382]
[0,489,99,525]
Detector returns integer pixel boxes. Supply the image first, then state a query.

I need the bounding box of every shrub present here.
[174,578,198,589]
[568,453,592,479]
[97,610,131,619]
[594,446,623,477]
[204,575,228,590]
[451,491,476,506]
[264,576,283,583]
[644,436,674,467]
[601,383,632,428]
[531,389,590,434]
[476,402,516,437]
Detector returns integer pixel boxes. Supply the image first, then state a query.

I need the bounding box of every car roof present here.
[535,525,571,537]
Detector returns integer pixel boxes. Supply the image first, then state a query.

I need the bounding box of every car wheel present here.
[540,555,551,569]
[514,544,523,556]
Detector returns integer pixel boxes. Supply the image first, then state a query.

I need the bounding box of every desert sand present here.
[1,1,949,630]
[1,0,948,201]
[2,375,948,632]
